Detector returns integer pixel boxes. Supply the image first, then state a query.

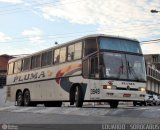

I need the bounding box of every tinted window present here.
[42,51,52,66]
[90,56,98,75]
[100,37,142,53]
[22,58,30,71]
[14,60,22,73]
[102,52,146,81]
[31,55,41,69]
[84,39,97,56]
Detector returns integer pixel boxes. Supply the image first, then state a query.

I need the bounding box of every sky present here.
[0,0,160,55]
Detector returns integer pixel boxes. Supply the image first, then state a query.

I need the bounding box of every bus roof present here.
[8,34,138,63]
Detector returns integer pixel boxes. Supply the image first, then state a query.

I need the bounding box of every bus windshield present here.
[99,37,142,53]
[102,52,146,82]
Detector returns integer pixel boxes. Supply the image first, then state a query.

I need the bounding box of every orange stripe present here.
[56,64,81,84]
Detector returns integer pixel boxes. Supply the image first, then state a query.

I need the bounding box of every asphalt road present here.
[0,105,160,130]
[0,88,160,130]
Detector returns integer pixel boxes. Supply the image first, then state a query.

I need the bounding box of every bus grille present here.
[116,87,138,91]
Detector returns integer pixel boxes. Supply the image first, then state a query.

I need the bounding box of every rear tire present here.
[16,91,23,106]
[23,90,31,106]
[109,101,119,108]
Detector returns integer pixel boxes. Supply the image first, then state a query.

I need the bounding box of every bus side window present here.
[54,49,60,64]
[31,55,41,69]
[8,62,14,75]
[68,44,75,61]
[22,58,30,71]
[14,60,22,73]
[74,42,82,59]
[84,38,97,56]
[42,50,52,66]
[59,47,66,63]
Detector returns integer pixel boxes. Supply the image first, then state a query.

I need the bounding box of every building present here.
[0,54,14,87]
[144,54,160,95]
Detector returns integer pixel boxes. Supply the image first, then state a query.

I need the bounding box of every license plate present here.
[123,93,131,97]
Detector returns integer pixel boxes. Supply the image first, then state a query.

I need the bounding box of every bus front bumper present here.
[100,90,146,101]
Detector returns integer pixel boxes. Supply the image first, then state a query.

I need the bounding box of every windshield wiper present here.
[117,59,124,78]
[127,61,140,81]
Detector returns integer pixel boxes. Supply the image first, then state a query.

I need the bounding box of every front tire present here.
[74,85,83,107]
[109,101,119,108]
[133,101,137,106]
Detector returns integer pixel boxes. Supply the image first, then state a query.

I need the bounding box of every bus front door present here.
[89,56,100,100]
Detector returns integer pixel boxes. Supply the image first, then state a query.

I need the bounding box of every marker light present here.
[103,85,112,89]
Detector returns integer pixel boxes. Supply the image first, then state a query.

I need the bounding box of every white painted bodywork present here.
[7,58,146,102]
[7,60,83,102]
[6,34,146,103]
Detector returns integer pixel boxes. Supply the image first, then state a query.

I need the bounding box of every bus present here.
[6,34,146,108]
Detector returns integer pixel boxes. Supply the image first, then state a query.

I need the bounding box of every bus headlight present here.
[103,85,117,90]
[107,85,112,89]
[139,87,145,92]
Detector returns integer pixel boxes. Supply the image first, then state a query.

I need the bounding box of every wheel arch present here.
[23,88,30,95]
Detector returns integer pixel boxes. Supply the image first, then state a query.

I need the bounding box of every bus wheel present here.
[133,101,137,106]
[143,102,147,106]
[23,90,31,106]
[109,101,119,108]
[16,91,23,106]
[74,85,83,107]
[139,102,142,106]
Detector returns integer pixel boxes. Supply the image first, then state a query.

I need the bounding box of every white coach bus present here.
[6,34,146,108]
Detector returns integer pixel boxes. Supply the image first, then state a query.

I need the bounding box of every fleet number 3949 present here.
[90,88,100,94]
